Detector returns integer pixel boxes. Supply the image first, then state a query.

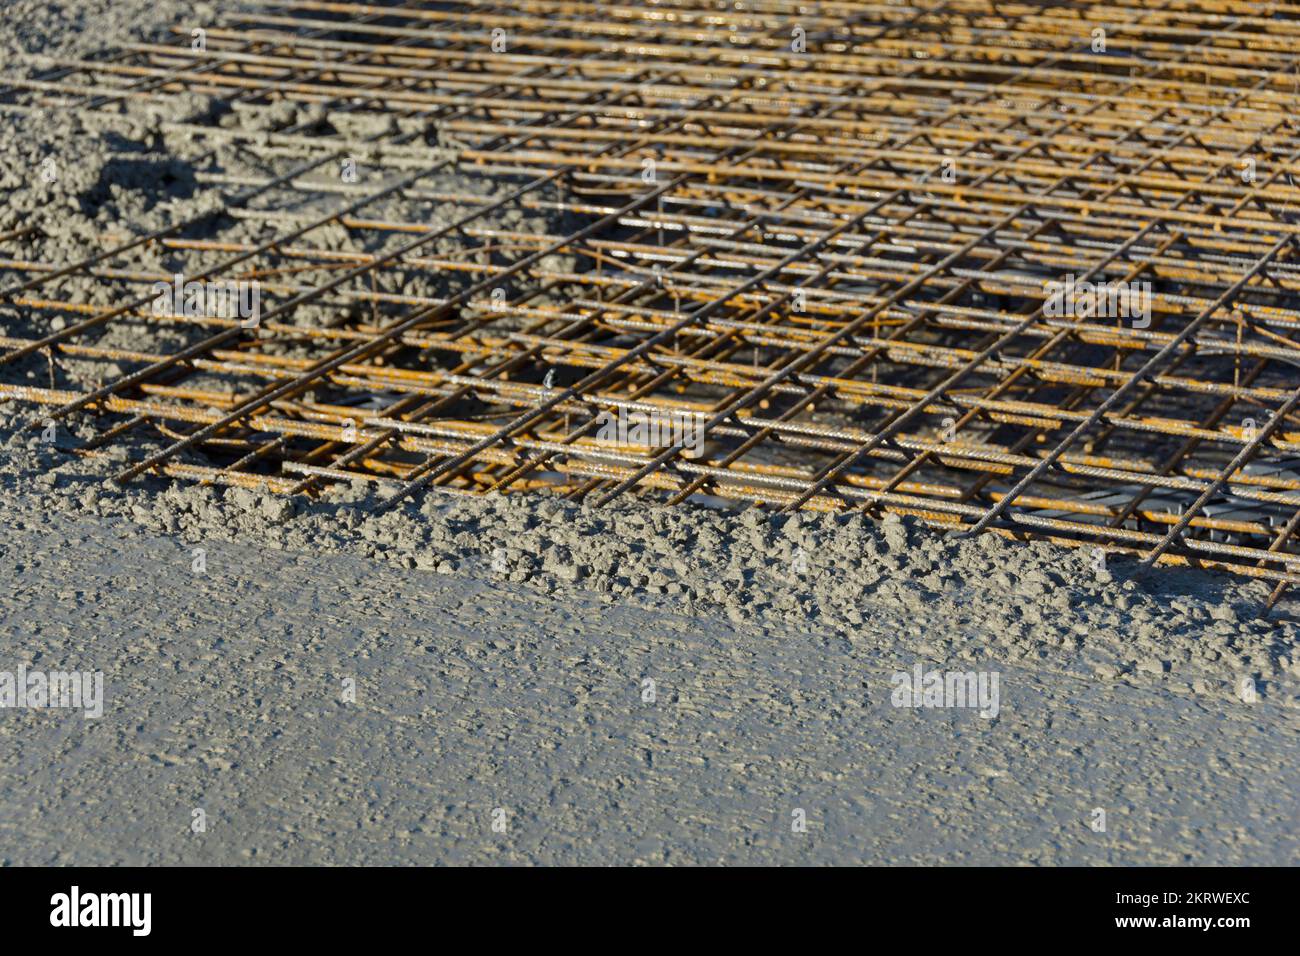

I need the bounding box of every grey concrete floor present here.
[1,511,1295,865]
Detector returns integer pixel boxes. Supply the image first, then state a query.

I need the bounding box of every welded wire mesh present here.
[4,0,1300,600]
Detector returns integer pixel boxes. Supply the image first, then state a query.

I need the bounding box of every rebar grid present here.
[4,0,1300,600]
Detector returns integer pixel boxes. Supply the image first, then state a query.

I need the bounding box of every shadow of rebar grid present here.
[4,0,1300,605]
